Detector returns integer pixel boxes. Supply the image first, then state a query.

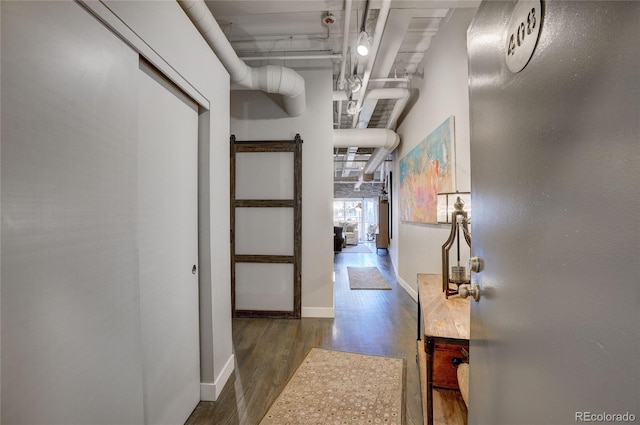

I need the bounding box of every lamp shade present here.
[437,192,471,224]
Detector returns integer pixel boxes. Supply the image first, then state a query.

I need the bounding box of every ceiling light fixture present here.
[356,31,371,56]
[356,0,371,57]
[346,100,359,116]
[346,74,362,93]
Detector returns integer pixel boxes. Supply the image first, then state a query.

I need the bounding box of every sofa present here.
[337,222,358,246]
[344,225,358,245]
[334,226,344,252]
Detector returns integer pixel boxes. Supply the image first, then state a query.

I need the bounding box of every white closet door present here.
[1,2,144,424]
[138,61,200,425]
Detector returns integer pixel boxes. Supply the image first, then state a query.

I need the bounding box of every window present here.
[333,198,378,242]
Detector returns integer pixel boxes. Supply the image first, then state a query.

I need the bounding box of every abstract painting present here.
[399,116,455,223]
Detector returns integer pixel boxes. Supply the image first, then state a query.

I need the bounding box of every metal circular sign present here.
[505,0,542,73]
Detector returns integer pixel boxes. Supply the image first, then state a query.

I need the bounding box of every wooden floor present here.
[186,244,424,425]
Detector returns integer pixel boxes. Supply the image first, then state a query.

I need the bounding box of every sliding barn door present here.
[231,135,302,318]
[138,61,200,424]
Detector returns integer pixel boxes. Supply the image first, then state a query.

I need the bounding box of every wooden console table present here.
[417,274,470,425]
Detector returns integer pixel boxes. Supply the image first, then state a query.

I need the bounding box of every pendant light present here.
[356,0,371,57]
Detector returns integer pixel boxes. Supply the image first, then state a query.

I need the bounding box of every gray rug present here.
[347,266,392,290]
[342,244,371,253]
[259,348,405,425]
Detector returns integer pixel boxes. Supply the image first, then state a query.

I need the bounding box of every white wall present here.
[1,3,234,422]
[230,65,335,317]
[391,8,478,293]
[2,2,144,422]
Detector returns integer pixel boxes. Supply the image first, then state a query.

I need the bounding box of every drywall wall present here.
[102,0,234,399]
[230,65,335,317]
[2,2,145,423]
[1,5,234,424]
[392,8,477,292]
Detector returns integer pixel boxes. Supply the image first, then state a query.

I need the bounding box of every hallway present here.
[187,245,423,424]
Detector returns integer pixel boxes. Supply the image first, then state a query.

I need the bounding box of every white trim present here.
[302,307,335,318]
[397,275,418,302]
[200,354,235,401]
[199,383,216,402]
[77,0,210,110]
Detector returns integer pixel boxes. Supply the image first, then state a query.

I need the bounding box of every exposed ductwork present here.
[334,128,400,189]
[354,88,409,185]
[334,128,399,149]
[333,87,409,103]
[178,0,306,117]
[334,88,408,185]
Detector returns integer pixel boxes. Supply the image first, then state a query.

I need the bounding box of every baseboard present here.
[200,354,235,401]
[396,275,418,302]
[302,306,335,318]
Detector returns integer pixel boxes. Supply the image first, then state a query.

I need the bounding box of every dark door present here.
[468,1,639,423]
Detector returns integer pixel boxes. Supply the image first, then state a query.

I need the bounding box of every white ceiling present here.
[204,0,479,181]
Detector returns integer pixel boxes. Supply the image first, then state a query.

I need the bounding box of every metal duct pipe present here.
[353,132,400,189]
[333,128,399,148]
[384,88,410,130]
[333,87,409,102]
[363,146,395,174]
[357,88,409,178]
[178,0,306,117]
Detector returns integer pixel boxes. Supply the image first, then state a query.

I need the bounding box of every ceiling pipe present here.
[333,128,400,189]
[334,128,399,149]
[333,87,409,102]
[336,0,353,128]
[337,0,353,90]
[334,89,408,185]
[358,87,409,179]
[351,0,392,128]
[384,89,410,130]
[239,54,342,61]
[178,0,306,117]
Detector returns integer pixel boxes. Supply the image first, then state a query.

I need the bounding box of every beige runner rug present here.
[259,348,405,425]
[347,266,392,290]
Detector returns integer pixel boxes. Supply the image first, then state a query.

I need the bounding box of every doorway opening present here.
[333,198,379,245]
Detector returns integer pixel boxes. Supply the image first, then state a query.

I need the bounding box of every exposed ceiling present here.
[204,0,479,184]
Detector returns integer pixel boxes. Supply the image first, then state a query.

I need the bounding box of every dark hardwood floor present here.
[186,244,423,425]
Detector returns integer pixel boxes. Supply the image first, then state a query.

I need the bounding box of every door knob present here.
[192,265,197,274]
[459,283,480,302]
[469,256,483,273]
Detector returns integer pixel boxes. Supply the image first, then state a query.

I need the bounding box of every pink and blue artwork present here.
[399,116,455,223]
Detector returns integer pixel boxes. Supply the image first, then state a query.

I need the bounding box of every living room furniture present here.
[376,198,389,251]
[343,222,359,245]
[334,226,344,252]
[417,273,469,425]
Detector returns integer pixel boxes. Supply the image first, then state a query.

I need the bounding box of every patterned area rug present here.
[347,266,392,290]
[259,348,405,425]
